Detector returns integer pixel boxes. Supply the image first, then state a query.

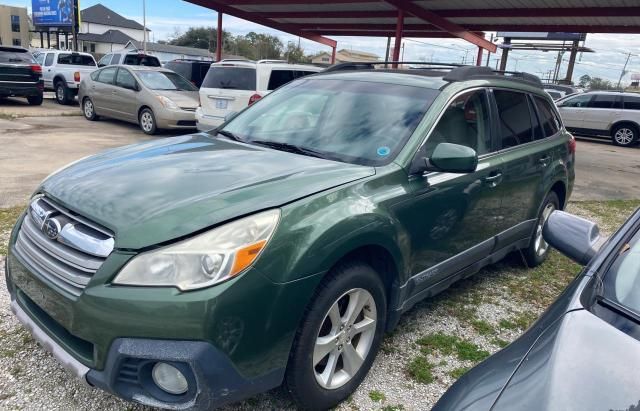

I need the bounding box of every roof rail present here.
[257,59,287,64]
[217,58,254,63]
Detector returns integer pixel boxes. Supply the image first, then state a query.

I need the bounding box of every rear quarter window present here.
[267,70,296,90]
[533,96,561,137]
[201,67,256,90]
[624,96,640,110]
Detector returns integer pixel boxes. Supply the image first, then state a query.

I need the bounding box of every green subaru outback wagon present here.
[6,63,575,410]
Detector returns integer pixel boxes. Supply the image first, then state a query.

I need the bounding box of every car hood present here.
[493,309,640,411]
[39,134,374,249]
[156,90,199,109]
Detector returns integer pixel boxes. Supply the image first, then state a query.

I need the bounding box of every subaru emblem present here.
[42,217,61,240]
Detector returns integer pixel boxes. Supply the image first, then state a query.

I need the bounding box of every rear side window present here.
[267,70,296,90]
[588,94,622,109]
[534,96,561,137]
[96,67,116,84]
[123,54,161,67]
[201,67,256,90]
[624,96,640,110]
[57,53,96,66]
[494,90,535,148]
[0,48,34,63]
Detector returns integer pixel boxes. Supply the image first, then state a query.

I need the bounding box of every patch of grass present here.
[574,200,640,232]
[499,318,517,330]
[0,346,17,358]
[9,364,24,378]
[500,312,538,331]
[470,318,495,336]
[369,390,386,403]
[416,332,489,362]
[491,337,509,348]
[407,355,435,384]
[381,405,405,411]
[0,205,24,256]
[448,366,470,379]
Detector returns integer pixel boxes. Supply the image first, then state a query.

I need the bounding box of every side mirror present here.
[224,111,239,123]
[411,142,478,174]
[543,210,604,265]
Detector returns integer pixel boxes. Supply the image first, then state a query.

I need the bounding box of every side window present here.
[97,54,111,67]
[44,53,54,66]
[624,96,640,111]
[588,94,622,109]
[115,68,137,90]
[267,70,296,90]
[425,89,492,156]
[96,67,117,84]
[35,53,44,65]
[533,96,561,138]
[493,90,535,148]
[110,54,122,65]
[560,94,592,108]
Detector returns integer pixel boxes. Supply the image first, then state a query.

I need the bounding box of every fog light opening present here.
[151,362,189,395]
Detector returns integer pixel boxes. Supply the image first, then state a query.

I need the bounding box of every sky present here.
[5,0,640,84]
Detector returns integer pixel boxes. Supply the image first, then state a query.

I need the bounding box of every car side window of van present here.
[624,96,640,110]
[533,96,560,138]
[424,89,493,156]
[588,94,622,109]
[267,70,296,90]
[44,53,54,66]
[493,90,535,148]
[561,94,592,107]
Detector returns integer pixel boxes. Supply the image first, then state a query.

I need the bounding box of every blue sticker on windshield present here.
[377,146,390,157]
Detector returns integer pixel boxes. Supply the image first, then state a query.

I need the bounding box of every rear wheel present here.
[55,81,71,105]
[82,97,98,120]
[27,95,43,106]
[285,262,386,410]
[139,108,157,135]
[612,124,639,147]
[523,191,559,267]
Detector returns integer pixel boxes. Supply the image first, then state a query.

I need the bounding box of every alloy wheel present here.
[56,85,65,103]
[140,112,153,132]
[84,100,93,118]
[313,288,377,390]
[534,203,556,256]
[615,128,634,145]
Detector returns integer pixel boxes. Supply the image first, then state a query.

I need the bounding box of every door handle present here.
[538,156,551,166]
[484,172,503,187]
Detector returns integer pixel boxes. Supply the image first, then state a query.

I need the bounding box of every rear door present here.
[199,65,257,122]
[556,93,592,131]
[91,67,118,115]
[581,93,623,133]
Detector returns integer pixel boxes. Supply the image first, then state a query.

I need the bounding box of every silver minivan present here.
[78,66,199,134]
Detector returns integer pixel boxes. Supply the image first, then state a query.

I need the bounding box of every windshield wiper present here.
[250,140,327,159]
[216,129,243,142]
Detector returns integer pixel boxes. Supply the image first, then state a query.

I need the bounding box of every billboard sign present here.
[32,0,74,26]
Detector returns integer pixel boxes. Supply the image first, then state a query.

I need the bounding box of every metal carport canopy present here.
[185,0,640,63]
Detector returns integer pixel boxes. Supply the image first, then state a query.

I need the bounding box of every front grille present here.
[13,196,114,297]
[177,120,197,126]
[180,107,197,112]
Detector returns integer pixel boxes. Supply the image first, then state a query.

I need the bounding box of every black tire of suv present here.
[285,262,387,411]
[82,97,99,121]
[523,191,560,267]
[55,81,71,105]
[139,108,158,135]
[611,123,639,147]
[27,95,43,106]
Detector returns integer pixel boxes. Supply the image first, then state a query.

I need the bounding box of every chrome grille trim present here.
[14,196,115,296]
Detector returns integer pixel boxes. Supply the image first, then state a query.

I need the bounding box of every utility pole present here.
[617,52,634,89]
[142,0,147,54]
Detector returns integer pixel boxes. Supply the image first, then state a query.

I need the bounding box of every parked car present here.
[0,46,43,105]
[542,83,580,101]
[78,65,199,134]
[164,59,213,88]
[556,91,640,147]
[195,59,323,130]
[434,207,640,411]
[97,50,161,68]
[33,50,97,105]
[7,64,575,410]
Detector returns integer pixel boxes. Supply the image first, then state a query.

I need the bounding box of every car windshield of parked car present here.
[0,48,35,63]
[137,71,197,91]
[57,53,96,66]
[220,78,439,166]
[602,228,640,316]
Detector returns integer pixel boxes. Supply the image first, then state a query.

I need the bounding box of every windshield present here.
[123,54,161,66]
[221,78,439,166]
[602,227,640,315]
[137,71,197,91]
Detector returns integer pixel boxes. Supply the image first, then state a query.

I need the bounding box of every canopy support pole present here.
[216,12,223,61]
[392,9,403,68]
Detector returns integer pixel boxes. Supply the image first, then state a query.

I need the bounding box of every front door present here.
[111,67,139,122]
[393,89,504,288]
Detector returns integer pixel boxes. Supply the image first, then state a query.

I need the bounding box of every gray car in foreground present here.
[78,66,199,135]
[434,208,640,411]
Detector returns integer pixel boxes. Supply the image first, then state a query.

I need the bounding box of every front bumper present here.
[156,108,197,129]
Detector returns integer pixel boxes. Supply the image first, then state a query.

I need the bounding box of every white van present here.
[195,60,323,131]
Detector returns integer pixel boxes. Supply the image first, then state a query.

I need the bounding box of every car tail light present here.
[30,64,42,74]
[568,134,576,154]
[248,94,262,106]
[74,72,81,82]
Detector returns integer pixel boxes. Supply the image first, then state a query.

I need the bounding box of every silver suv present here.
[556,91,640,147]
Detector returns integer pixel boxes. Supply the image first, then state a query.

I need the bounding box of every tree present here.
[578,74,591,88]
[588,77,615,90]
[169,26,233,52]
[283,41,309,63]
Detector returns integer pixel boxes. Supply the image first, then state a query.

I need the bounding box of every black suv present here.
[0,46,44,105]
[164,59,212,88]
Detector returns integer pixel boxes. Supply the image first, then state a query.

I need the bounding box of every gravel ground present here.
[0,201,636,411]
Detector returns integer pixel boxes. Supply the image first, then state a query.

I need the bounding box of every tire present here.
[82,97,99,121]
[611,124,639,147]
[285,262,387,411]
[138,108,157,135]
[523,191,560,267]
[55,81,71,105]
[27,95,43,106]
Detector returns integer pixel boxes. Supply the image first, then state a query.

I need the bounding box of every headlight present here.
[113,209,280,290]
[156,95,179,110]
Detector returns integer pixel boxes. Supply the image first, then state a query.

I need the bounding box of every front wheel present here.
[612,124,639,147]
[523,191,559,267]
[139,108,157,135]
[285,262,386,410]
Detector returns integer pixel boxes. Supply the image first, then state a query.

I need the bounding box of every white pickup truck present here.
[34,50,97,105]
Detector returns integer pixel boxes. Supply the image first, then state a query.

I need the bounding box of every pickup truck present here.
[34,50,97,105]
